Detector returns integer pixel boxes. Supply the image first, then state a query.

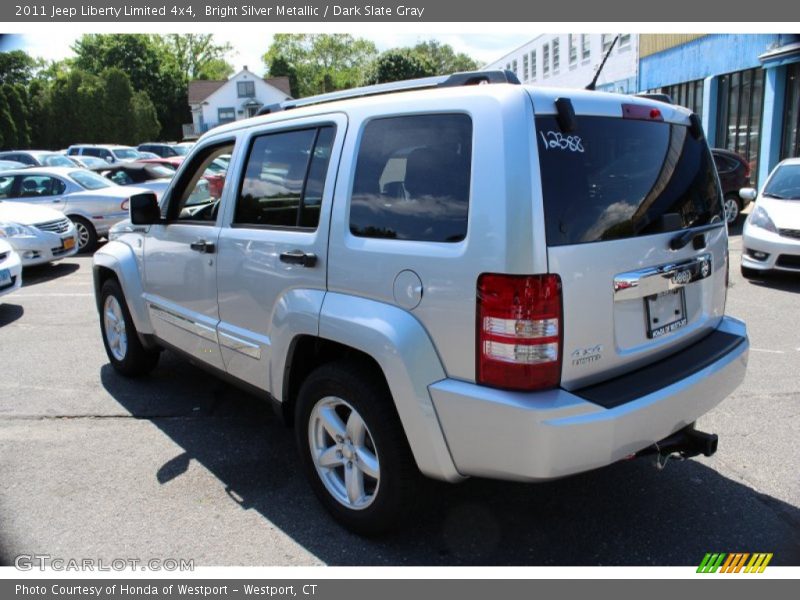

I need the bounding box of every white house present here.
[185,67,292,138]
[483,34,639,94]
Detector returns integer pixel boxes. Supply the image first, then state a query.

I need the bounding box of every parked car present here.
[172,142,194,155]
[93,162,175,198]
[66,145,141,164]
[136,151,161,160]
[0,238,23,298]
[138,157,225,199]
[137,143,184,158]
[0,167,145,252]
[93,71,748,534]
[0,200,78,266]
[0,150,76,168]
[740,157,800,277]
[711,148,752,224]
[0,160,27,170]
[65,155,111,170]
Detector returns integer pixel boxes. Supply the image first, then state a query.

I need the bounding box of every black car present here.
[712,148,752,224]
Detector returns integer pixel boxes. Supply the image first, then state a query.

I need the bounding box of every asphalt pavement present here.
[0,221,798,566]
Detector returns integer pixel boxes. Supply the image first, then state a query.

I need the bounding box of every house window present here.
[237,81,255,98]
[552,38,560,74]
[218,107,236,124]
[581,34,591,60]
[602,34,615,54]
[569,35,578,66]
[543,44,550,77]
[523,54,529,81]
[619,34,631,49]
[512,59,518,76]
[531,51,537,80]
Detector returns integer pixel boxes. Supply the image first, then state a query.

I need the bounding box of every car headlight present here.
[0,222,37,239]
[747,206,778,233]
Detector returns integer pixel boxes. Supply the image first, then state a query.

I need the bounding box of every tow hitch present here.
[635,424,718,470]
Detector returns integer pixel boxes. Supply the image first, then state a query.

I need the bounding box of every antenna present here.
[586,35,619,91]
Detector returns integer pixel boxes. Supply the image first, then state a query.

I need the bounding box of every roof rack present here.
[257,69,520,116]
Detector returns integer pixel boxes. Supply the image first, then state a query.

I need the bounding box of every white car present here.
[0,238,23,298]
[0,201,79,266]
[740,158,800,277]
[0,167,146,252]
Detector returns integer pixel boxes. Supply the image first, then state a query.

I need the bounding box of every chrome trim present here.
[219,331,262,360]
[148,304,218,343]
[613,253,713,301]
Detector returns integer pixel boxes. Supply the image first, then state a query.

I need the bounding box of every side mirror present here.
[739,187,757,202]
[130,192,162,225]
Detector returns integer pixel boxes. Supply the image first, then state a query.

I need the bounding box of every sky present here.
[8,32,533,73]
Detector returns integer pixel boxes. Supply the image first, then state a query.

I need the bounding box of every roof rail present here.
[257,69,520,116]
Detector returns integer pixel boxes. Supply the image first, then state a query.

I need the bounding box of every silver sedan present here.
[0,167,149,252]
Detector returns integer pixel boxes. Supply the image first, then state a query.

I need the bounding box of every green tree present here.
[266,55,298,97]
[72,34,188,140]
[131,90,160,142]
[0,89,19,150]
[2,84,30,148]
[412,40,479,75]
[102,68,135,144]
[263,34,378,97]
[160,34,234,80]
[363,49,433,85]
[0,50,37,86]
[46,69,105,147]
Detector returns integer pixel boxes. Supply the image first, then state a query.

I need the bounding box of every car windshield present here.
[42,154,76,167]
[112,148,140,160]
[69,170,113,190]
[149,165,176,178]
[763,164,800,200]
[80,156,108,168]
[172,145,190,156]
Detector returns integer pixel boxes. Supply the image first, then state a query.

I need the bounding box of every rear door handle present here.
[189,239,215,253]
[279,250,317,267]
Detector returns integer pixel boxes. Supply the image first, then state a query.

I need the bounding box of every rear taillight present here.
[622,103,663,121]
[477,274,562,391]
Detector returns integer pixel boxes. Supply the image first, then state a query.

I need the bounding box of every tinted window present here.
[350,114,472,242]
[235,126,335,229]
[16,175,66,197]
[713,153,737,173]
[763,164,800,200]
[536,115,723,246]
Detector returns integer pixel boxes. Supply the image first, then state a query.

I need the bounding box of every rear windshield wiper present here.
[670,222,725,251]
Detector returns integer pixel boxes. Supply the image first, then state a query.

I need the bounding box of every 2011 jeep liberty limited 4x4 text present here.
[93,71,748,534]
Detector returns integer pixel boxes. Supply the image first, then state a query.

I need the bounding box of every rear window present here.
[350,114,472,243]
[536,115,723,246]
[69,170,112,190]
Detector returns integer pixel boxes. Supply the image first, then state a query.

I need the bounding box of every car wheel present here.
[71,216,98,253]
[295,361,420,535]
[99,279,160,376]
[740,265,761,279]
[723,195,741,225]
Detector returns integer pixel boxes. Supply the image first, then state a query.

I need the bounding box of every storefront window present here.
[716,68,765,184]
[650,80,704,122]
[781,62,800,159]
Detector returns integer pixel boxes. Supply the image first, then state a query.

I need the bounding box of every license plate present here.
[646,288,687,339]
[0,268,10,286]
[63,237,76,251]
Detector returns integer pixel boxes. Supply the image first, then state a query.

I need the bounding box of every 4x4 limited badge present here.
[571,345,603,366]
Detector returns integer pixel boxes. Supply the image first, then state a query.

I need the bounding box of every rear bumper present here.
[429,316,748,481]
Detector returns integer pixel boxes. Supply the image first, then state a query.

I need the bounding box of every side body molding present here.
[317,292,463,482]
[92,241,154,336]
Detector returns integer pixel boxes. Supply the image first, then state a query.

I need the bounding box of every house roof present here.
[188,75,292,104]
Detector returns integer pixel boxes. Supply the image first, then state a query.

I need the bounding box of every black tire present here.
[99,279,160,377]
[295,360,420,536]
[71,216,98,253]
[724,194,742,225]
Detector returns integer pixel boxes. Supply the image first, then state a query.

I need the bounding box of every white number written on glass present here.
[539,131,585,153]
